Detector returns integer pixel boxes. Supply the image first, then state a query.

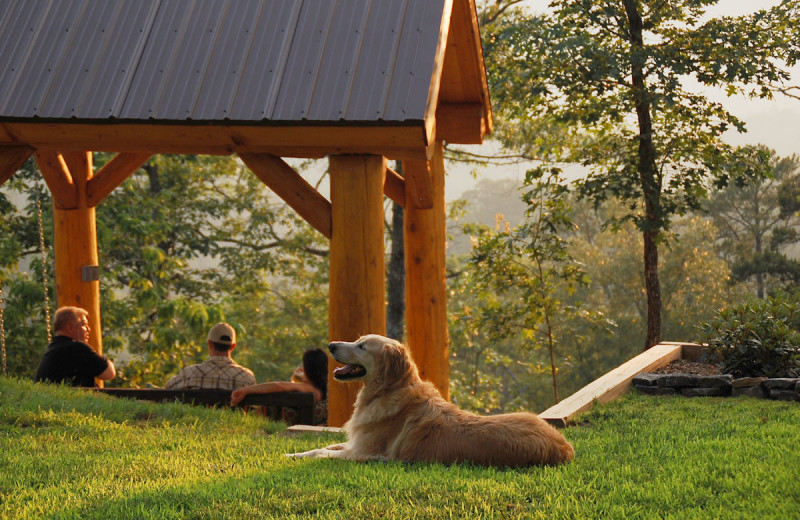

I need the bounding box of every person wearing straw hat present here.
[165,322,255,390]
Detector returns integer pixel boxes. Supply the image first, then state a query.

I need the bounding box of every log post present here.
[327,154,387,426]
[46,152,104,371]
[403,141,449,399]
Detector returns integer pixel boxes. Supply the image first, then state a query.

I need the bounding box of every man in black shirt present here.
[34,306,116,387]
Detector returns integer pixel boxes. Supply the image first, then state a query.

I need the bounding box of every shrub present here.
[698,296,800,378]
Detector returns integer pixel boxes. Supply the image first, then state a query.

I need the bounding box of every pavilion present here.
[0,0,492,425]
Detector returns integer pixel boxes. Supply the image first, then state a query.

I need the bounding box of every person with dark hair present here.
[165,322,256,390]
[230,348,328,425]
[35,306,116,387]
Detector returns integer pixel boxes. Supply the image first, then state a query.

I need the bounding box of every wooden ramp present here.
[540,342,704,427]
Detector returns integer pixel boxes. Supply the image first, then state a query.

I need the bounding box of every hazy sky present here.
[446,0,800,199]
[518,0,800,157]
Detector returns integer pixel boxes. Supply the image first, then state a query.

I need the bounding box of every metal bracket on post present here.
[81,265,99,282]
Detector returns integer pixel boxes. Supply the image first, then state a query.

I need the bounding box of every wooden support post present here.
[38,152,104,377]
[327,154,387,426]
[403,141,449,399]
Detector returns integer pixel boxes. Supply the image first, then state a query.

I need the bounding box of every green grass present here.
[1,377,798,519]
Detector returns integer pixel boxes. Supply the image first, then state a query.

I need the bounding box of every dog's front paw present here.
[285,449,321,459]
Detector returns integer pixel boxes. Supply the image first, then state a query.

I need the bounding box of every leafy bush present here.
[698,296,800,378]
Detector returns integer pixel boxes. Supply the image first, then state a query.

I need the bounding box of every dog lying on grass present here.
[287,334,574,467]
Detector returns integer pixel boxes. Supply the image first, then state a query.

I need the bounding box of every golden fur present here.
[288,334,574,467]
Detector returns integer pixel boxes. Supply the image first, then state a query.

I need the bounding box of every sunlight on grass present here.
[1,377,798,519]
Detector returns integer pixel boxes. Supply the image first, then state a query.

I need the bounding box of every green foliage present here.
[0,154,329,386]
[0,159,55,377]
[4,378,800,519]
[705,149,800,297]
[698,296,800,378]
[480,0,800,346]
[450,169,604,409]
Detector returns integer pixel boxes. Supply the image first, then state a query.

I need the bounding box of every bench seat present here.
[93,388,316,425]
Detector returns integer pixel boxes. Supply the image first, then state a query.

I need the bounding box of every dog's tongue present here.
[334,365,358,377]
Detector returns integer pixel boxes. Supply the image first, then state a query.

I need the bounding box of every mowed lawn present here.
[1,377,798,519]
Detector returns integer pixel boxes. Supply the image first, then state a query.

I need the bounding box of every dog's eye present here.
[357,343,365,350]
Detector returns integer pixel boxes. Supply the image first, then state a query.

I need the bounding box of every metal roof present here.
[0,0,447,124]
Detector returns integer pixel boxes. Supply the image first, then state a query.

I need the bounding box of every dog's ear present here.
[381,341,412,386]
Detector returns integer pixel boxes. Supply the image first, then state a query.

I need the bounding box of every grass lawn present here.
[1,377,798,519]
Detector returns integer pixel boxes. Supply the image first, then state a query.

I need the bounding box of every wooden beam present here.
[328,154,387,426]
[437,0,492,137]
[423,0,454,147]
[50,151,104,384]
[0,145,34,186]
[403,159,434,209]
[239,153,333,239]
[538,343,693,427]
[34,151,78,209]
[435,102,486,144]
[404,142,449,399]
[87,152,152,207]
[384,167,405,208]
[61,151,92,208]
[1,122,431,159]
[53,206,103,357]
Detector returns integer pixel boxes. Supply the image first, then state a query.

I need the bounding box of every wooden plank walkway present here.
[540,342,703,427]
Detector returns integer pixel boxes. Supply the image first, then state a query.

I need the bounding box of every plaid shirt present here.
[165,356,256,390]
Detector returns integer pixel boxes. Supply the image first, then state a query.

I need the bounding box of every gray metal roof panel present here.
[306,0,369,121]
[0,0,448,124]
[227,1,302,120]
[346,0,408,121]
[383,0,443,122]
[271,0,336,121]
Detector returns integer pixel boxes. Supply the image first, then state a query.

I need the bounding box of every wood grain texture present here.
[327,154,387,426]
[539,343,696,426]
[404,142,449,399]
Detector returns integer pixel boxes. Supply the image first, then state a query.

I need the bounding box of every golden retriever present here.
[287,334,574,467]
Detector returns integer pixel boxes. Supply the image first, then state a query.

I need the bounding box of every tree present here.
[386,161,405,341]
[481,0,800,349]
[705,149,800,297]
[454,170,596,406]
[0,161,54,378]
[1,154,330,385]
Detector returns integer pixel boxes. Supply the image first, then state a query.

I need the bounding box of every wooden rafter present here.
[0,145,34,186]
[384,167,406,208]
[239,153,333,239]
[35,151,78,209]
[87,153,152,207]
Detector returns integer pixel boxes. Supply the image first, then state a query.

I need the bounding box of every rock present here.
[657,374,733,389]
[768,389,800,402]
[632,373,660,387]
[732,377,767,388]
[635,386,677,396]
[680,387,731,397]
[762,378,800,390]
[732,386,767,399]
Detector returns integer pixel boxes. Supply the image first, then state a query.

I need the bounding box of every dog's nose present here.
[328,342,338,353]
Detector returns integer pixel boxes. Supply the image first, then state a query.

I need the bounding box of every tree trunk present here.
[386,161,405,340]
[386,202,405,340]
[623,0,662,349]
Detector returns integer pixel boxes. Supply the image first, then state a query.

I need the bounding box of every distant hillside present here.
[447,177,527,256]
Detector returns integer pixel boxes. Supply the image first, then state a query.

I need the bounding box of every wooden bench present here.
[93,388,316,425]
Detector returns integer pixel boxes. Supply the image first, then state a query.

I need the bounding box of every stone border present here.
[633,373,800,401]
[540,342,799,427]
